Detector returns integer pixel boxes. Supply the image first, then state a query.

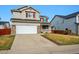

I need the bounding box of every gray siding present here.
[63,17,76,34]
[51,16,76,34]
[51,16,66,30]
[77,25,79,35]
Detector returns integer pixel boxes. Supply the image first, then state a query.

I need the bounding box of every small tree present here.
[65,28,68,35]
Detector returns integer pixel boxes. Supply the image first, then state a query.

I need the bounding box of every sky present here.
[0,5,79,22]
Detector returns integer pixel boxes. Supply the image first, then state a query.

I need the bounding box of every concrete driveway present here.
[0,34,79,54]
[9,34,57,53]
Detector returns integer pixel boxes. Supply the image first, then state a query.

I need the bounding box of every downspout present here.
[76,15,79,35]
[76,24,78,35]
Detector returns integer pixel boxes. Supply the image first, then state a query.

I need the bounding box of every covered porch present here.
[40,23,50,33]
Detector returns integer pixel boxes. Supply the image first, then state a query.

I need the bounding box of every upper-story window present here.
[26,13,28,17]
[40,18,44,22]
[26,12,36,18]
[40,17,48,22]
[43,18,47,22]
[26,12,32,18]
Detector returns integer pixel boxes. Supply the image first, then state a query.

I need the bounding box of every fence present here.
[0,28,11,35]
[51,30,71,35]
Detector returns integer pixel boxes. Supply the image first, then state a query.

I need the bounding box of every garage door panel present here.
[16,26,37,34]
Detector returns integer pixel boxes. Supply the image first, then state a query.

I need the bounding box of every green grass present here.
[42,33,79,45]
[0,35,15,50]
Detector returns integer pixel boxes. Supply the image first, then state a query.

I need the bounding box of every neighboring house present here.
[11,6,50,34]
[50,12,79,35]
[0,21,11,35]
[0,21,10,29]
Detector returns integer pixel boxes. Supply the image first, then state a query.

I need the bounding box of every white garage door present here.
[16,26,37,34]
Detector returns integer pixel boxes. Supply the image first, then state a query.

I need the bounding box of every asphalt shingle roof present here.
[50,11,79,23]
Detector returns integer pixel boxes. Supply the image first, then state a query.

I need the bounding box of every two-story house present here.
[50,11,79,35]
[11,6,50,34]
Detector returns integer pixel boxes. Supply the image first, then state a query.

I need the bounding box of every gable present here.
[11,6,40,15]
[22,7,39,13]
[16,6,40,13]
[50,16,65,23]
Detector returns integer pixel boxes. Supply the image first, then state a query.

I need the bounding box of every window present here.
[33,12,35,18]
[26,12,35,18]
[51,26,54,29]
[40,17,48,22]
[44,18,46,22]
[40,18,44,22]
[42,25,48,29]
[26,12,32,18]
[26,13,28,17]
[28,13,31,17]
[51,26,56,30]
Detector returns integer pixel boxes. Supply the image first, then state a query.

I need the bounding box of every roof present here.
[50,11,79,23]
[0,21,10,25]
[66,11,79,18]
[11,6,40,13]
[17,6,28,10]
[40,15,49,19]
[0,21,9,23]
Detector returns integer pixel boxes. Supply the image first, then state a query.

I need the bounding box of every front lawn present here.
[0,35,15,50]
[42,33,79,45]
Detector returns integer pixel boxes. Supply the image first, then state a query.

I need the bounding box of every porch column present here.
[11,25,16,35]
[48,26,51,33]
[37,26,41,33]
[40,25,43,32]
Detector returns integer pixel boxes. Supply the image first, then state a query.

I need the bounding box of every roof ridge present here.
[11,6,40,13]
[55,11,79,19]
[17,6,28,10]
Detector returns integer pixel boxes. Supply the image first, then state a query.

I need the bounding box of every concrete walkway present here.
[0,34,79,54]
